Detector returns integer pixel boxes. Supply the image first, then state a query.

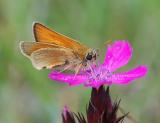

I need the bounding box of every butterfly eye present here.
[86,54,92,60]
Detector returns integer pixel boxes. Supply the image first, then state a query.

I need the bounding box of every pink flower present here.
[49,41,148,88]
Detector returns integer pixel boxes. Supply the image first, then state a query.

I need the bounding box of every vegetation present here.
[0,0,159,122]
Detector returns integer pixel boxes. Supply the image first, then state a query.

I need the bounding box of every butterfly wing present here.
[20,41,78,70]
[20,41,62,56]
[33,23,88,59]
[30,48,77,70]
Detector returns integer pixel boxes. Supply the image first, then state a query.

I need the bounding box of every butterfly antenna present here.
[104,40,112,46]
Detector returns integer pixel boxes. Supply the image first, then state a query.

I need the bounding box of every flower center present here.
[87,66,112,83]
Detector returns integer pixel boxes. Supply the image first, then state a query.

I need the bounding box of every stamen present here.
[87,62,97,82]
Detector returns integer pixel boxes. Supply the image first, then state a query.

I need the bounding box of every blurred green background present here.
[0,0,160,123]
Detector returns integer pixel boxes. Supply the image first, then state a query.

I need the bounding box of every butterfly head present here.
[81,48,98,68]
[86,49,98,61]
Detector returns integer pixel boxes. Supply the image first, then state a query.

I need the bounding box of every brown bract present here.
[62,86,127,123]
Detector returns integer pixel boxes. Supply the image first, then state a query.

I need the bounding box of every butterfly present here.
[20,23,98,73]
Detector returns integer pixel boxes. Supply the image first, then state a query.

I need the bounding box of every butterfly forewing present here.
[33,23,89,59]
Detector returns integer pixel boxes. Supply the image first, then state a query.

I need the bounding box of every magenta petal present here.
[103,41,132,72]
[48,71,87,86]
[111,65,148,85]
